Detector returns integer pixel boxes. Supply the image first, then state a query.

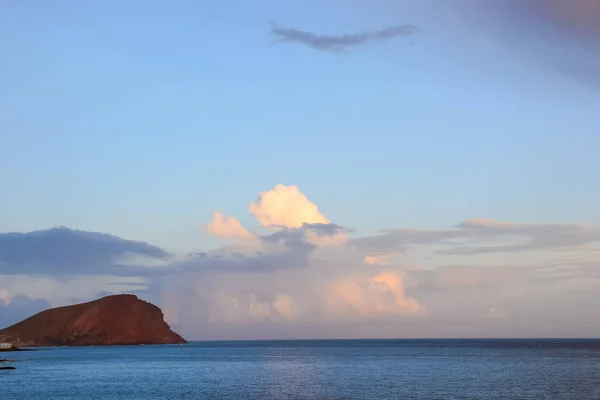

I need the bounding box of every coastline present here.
[0,347,25,352]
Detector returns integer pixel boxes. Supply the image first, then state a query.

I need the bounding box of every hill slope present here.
[0,294,186,346]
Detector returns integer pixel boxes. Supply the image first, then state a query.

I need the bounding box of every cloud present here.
[0,227,171,276]
[327,271,425,317]
[148,259,427,339]
[485,308,508,320]
[246,185,350,246]
[154,226,318,278]
[0,209,352,286]
[249,184,329,228]
[409,264,534,292]
[143,184,431,338]
[407,256,600,302]
[173,223,352,275]
[0,289,9,306]
[303,223,350,247]
[205,211,254,239]
[272,294,295,319]
[350,227,459,256]
[363,254,393,266]
[0,275,150,309]
[442,219,600,255]
[5,227,600,339]
[4,184,600,339]
[270,23,419,53]
[351,218,600,256]
[0,293,51,329]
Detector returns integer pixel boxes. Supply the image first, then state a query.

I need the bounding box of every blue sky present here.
[2,0,599,251]
[1,1,599,338]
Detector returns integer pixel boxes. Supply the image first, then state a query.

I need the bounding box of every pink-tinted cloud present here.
[363,254,393,266]
[205,211,254,239]
[271,294,295,319]
[328,271,425,317]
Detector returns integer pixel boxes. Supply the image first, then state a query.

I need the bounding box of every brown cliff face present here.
[0,294,186,347]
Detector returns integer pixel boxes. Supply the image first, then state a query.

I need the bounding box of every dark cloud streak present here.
[270,22,418,52]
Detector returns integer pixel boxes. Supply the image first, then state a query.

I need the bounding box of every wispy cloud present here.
[350,218,600,256]
[270,23,419,53]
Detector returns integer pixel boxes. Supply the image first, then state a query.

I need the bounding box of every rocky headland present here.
[0,294,186,347]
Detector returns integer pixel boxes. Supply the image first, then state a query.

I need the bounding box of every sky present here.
[1,0,599,339]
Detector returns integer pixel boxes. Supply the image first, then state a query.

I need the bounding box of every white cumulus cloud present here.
[249,184,329,228]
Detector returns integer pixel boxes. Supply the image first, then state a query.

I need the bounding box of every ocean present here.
[2,339,600,399]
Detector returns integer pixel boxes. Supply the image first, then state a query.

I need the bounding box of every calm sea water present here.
[2,339,600,399]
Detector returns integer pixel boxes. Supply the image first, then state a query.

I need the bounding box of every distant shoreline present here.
[181,337,600,343]
[0,347,28,352]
